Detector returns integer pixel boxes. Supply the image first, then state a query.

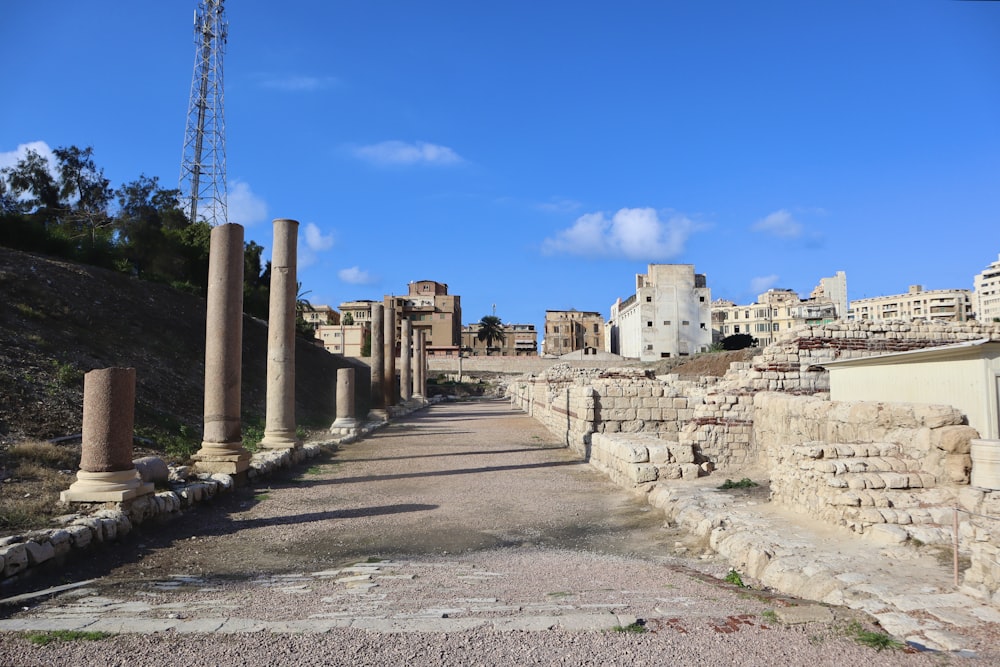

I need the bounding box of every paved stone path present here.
[0,399,998,660]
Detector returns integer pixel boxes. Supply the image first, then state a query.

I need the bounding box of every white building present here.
[607,264,712,361]
[974,254,1000,323]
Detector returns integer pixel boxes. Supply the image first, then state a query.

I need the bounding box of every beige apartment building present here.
[712,272,846,347]
[974,253,1000,323]
[301,304,339,327]
[607,264,711,361]
[386,280,462,357]
[461,323,538,356]
[543,310,605,356]
[314,322,369,357]
[849,285,972,323]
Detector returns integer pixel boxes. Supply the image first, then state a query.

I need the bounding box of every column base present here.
[191,443,251,475]
[259,430,301,450]
[367,409,388,422]
[61,469,154,503]
[330,418,360,436]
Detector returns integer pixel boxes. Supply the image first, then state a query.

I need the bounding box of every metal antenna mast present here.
[179,0,228,226]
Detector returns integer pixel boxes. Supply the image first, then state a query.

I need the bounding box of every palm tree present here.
[477,315,506,355]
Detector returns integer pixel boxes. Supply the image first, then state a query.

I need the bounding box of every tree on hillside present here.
[720,333,756,350]
[477,315,506,355]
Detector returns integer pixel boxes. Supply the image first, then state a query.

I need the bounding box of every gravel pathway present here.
[0,400,975,665]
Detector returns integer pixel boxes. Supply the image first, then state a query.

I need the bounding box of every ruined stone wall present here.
[589,433,708,491]
[753,392,976,539]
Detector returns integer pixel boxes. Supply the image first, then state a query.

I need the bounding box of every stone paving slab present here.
[774,605,834,625]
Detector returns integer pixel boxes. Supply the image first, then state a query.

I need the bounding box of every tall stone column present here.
[368,303,386,420]
[414,330,426,399]
[330,368,359,434]
[383,306,396,409]
[400,319,413,402]
[193,223,251,475]
[61,368,153,502]
[260,218,300,450]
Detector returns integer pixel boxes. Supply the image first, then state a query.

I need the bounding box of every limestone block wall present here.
[753,392,976,540]
[590,432,707,491]
[960,486,1000,604]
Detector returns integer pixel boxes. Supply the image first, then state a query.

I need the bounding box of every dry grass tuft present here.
[1,440,80,534]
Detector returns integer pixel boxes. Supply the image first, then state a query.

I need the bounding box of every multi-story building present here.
[314,322,369,357]
[338,300,379,327]
[712,273,846,347]
[849,285,972,323]
[543,310,605,356]
[606,264,711,361]
[461,323,538,356]
[385,280,462,357]
[301,304,339,327]
[974,254,1000,323]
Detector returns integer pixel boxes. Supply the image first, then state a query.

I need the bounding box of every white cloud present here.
[0,140,56,173]
[338,266,377,285]
[297,222,335,268]
[258,74,339,92]
[749,274,780,294]
[541,207,702,260]
[752,209,803,238]
[227,180,268,226]
[354,140,463,166]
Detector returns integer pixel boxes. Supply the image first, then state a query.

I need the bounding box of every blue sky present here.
[2,1,999,333]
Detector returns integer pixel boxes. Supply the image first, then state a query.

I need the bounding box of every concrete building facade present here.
[849,285,972,323]
[543,310,605,357]
[386,280,462,357]
[974,254,1000,323]
[315,323,369,357]
[301,305,339,327]
[462,323,538,356]
[607,264,711,361]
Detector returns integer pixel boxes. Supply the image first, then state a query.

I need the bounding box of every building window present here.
[664,320,671,325]
[647,321,653,327]
[646,296,652,302]
[700,323,706,330]
[699,296,705,302]
[646,344,653,350]
[682,320,689,325]
[734,326,740,333]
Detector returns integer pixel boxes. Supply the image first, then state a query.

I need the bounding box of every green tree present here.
[721,333,756,350]
[477,315,506,355]
[342,312,355,325]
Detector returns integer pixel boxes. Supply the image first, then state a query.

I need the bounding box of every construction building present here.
[386,280,462,357]
[606,264,711,361]
[543,310,605,357]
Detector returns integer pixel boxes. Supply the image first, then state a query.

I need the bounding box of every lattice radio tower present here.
[179,0,228,226]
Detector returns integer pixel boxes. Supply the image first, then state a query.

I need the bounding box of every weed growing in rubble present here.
[845,621,904,652]
[762,610,778,623]
[719,478,758,490]
[612,621,647,634]
[724,569,746,588]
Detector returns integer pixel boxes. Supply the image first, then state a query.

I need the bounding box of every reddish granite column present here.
[400,319,413,402]
[193,223,251,475]
[383,306,397,408]
[260,218,300,449]
[61,368,153,502]
[368,303,386,420]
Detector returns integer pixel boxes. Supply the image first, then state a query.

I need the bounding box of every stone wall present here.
[753,393,975,539]
[429,356,643,376]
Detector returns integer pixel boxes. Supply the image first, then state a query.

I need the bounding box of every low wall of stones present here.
[0,443,327,586]
[753,393,974,539]
[590,433,709,491]
[428,356,643,376]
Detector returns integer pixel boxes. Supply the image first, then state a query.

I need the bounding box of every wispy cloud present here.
[354,140,463,166]
[541,207,704,261]
[298,222,335,268]
[338,266,377,285]
[227,180,268,226]
[536,197,583,214]
[256,73,339,92]
[749,274,780,293]
[752,209,803,238]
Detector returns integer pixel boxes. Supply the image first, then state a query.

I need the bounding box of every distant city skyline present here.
[2,1,998,333]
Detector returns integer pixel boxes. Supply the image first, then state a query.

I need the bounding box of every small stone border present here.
[0,400,440,591]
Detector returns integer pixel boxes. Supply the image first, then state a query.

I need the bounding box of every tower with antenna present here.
[179,0,228,226]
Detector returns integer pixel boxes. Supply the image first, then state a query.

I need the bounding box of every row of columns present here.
[62,218,429,502]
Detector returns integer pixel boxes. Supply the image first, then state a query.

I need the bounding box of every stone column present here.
[383,306,396,408]
[260,218,301,450]
[330,368,359,434]
[414,330,426,400]
[400,319,413,402]
[368,303,386,420]
[62,368,153,502]
[193,223,251,475]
